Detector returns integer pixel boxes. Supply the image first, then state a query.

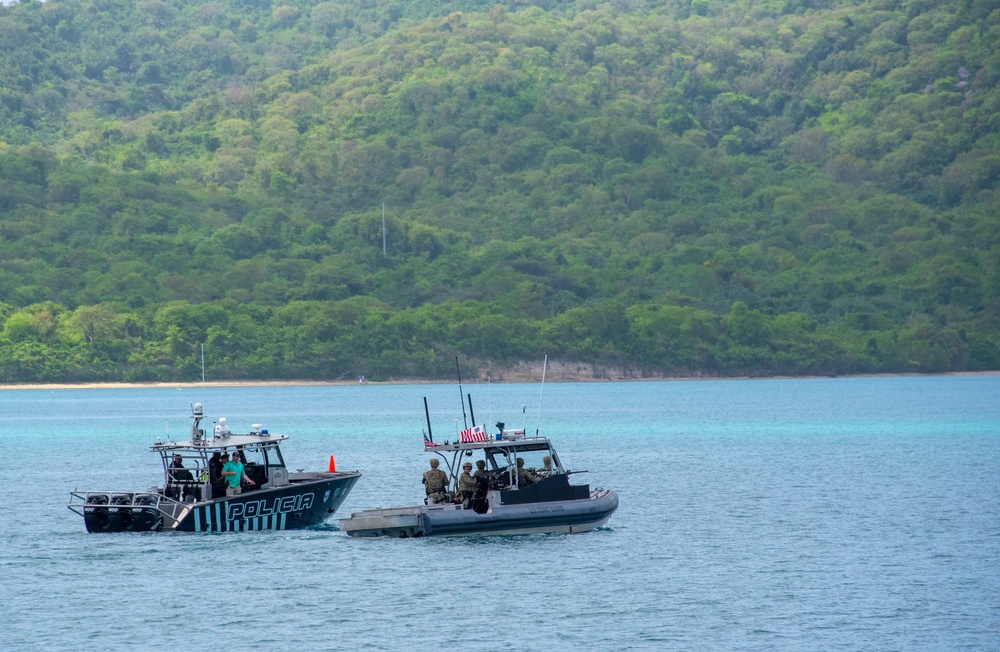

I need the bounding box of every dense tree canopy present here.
[0,0,997,382]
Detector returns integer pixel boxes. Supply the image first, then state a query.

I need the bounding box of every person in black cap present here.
[169,454,195,501]
[211,452,228,498]
[221,451,255,496]
[208,451,222,485]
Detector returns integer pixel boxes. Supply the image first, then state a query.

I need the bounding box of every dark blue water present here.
[1,376,997,650]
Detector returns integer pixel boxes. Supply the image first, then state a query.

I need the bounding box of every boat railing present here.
[68,490,187,520]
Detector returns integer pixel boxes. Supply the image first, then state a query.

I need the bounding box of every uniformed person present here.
[538,455,553,478]
[472,459,489,513]
[516,457,539,487]
[472,459,488,483]
[422,458,449,504]
[456,461,477,508]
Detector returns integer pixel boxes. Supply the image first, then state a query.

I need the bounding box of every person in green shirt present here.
[221,451,255,496]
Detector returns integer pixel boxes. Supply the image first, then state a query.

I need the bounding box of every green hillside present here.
[0,0,997,382]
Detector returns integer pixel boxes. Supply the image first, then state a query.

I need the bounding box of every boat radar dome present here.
[215,417,230,436]
[192,402,204,418]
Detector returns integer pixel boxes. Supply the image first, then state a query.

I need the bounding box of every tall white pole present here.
[201,343,205,408]
[535,354,547,436]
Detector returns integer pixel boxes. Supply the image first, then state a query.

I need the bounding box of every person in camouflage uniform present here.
[456,461,477,509]
[422,458,449,504]
[516,457,539,487]
[472,459,488,483]
[471,459,489,513]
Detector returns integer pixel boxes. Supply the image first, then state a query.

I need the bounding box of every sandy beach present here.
[0,367,994,391]
[0,361,654,389]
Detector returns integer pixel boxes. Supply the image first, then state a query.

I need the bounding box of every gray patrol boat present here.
[339,398,618,538]
[68,403,360,533]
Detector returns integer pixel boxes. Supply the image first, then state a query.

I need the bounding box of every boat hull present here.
[176,473,360,532]
[340,489,618,538]
[74,473,360,533]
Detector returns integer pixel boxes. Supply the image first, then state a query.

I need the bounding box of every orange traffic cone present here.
[328,455,336,473]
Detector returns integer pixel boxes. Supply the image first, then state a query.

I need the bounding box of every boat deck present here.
[340,489,618,538]
[340,504,443,538]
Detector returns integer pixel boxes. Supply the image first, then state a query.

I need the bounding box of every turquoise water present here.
[1,376,997,650]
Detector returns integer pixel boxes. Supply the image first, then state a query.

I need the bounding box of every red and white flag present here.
[460,424,488,443]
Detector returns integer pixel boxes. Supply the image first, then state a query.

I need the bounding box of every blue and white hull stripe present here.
[192,504,289,532]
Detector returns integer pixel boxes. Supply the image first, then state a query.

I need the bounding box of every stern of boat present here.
[68,490,186,533]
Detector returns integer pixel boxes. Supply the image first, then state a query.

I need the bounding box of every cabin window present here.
[516,451,550,475]
[237,445,265,467]
[484,449,513,470]
[263,445,285,469]
[235,445,270,487]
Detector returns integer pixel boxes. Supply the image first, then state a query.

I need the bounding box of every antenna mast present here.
[535,353,547,436]
[456,357,468,429]
[423,396,434,444]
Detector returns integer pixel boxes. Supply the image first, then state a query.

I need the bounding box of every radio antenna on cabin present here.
[535,354,547,436]
[455,357,468,430]
[423,396,434,444]
[200,343,206,409]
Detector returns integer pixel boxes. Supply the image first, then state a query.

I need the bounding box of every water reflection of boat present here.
[68,403,360,533]
[339,400,618,538]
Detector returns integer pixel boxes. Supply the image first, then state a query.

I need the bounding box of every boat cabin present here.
[153,403,292,502]
[155,435,291,502]
[424,422,589,509]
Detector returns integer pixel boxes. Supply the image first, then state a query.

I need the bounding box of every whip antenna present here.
[200,343,206,410]
[423,396,434,443]
[535,354,547,436]
[456,357,468,429]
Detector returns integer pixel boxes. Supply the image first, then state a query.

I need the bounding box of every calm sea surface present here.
[0,376,997,651]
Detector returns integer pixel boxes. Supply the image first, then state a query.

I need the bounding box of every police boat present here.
[339,398,618,538]
[68,403,361,533]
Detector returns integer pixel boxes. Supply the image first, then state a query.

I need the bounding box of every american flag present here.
[424,435,441,448]
[460,424,488,443]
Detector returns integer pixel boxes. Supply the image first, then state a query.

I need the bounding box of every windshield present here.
[233,444,284,469]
